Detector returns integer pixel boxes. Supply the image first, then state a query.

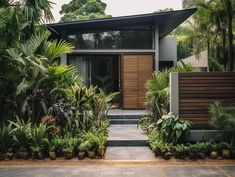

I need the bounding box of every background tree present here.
[174,0,235,71]
[59,0,111,22]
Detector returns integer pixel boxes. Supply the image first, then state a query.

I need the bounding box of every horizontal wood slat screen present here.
[178,72,235,127]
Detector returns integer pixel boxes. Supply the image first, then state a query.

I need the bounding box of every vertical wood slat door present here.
[122,55,153,109]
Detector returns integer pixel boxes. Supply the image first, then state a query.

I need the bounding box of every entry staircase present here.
[105,110,155,160]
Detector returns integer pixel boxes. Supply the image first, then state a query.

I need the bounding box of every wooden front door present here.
[122,54,154,109]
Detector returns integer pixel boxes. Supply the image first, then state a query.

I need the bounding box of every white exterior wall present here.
[159,36,177,66]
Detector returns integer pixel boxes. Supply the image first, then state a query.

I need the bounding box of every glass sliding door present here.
[68,55,119,94]
[93,55,119,94]
[68,55,91,86]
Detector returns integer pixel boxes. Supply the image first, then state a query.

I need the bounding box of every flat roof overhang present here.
[48,8,197,38]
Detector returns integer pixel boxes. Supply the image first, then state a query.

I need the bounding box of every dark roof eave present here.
[48,8,197,38]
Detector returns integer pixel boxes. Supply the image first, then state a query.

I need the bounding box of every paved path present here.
[0,165,235,177]
[107,124,147,141]
[106,110,155,160]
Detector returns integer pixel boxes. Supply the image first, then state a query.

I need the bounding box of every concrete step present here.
[107,124,148,147]
[105,146,155,160]
[107,140,148,146]
[110,119,139,124]
[108,115,144,120]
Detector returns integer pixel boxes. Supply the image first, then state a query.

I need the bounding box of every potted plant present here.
[63,146,73,159]
[96,135,107,158]
[62,136,78,159]
[210,144,218,159]
[18,147,29,159]
[174,144,188,159]
[220,142,231,159]
[6,148,14,160]
[80,132,97,159]
[29,123,49,160]
[0,124,13,160]
[78,141,89,159]
[11,118,31,159]
[160,143,171,160]
[31,146,44,159]
[87,141,96,159]
[195,142,208,159]
[48,141,57,160]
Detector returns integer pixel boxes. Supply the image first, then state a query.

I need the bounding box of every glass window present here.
[67,33,95,49]
[67,28,154,49]
[97,31,121,49]
[121,30,153,49]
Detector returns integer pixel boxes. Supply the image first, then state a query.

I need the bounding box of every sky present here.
[51,0,183,22]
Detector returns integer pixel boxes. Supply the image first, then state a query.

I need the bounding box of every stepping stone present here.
[105,146,155,160]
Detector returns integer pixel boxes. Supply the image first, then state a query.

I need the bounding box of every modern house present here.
[178,50,208,71]
[48,8,196,109]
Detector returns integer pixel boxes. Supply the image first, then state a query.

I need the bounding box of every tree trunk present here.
[222,28,227,71]
[225,0,234,71]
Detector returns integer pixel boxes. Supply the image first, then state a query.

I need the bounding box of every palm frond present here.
[45,40,74,63]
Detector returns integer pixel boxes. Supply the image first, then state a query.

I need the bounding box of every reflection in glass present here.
[67,28,154,49]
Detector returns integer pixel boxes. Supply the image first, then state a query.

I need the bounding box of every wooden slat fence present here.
[178,72,235,128]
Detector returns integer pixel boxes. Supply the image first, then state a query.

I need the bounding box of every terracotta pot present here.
[65,153,73,159]
[78,152,85,159]
[210,151,218,159]
[87,151,96,159]
[222,150,230,159]
[49,151,56,160]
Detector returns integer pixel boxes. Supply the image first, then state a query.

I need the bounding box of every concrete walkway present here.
[0,165,235,177]
[106,110,155,160]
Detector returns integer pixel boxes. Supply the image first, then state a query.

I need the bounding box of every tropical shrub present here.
[0,123,13,153]
[78,140,92,153]
[11,118,32,152]
[210,102,235,145]
[48,100,74,130]
[29,123,49,157]
[155,113,192,145]
[62,134,79,157]
[140,62,198,133]
[5,31,75,123]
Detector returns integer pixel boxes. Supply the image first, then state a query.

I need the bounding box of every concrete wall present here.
[159,37,177,66]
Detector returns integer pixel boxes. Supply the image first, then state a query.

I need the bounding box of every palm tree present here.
[223,0,234,71]
[177,0,235,71]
